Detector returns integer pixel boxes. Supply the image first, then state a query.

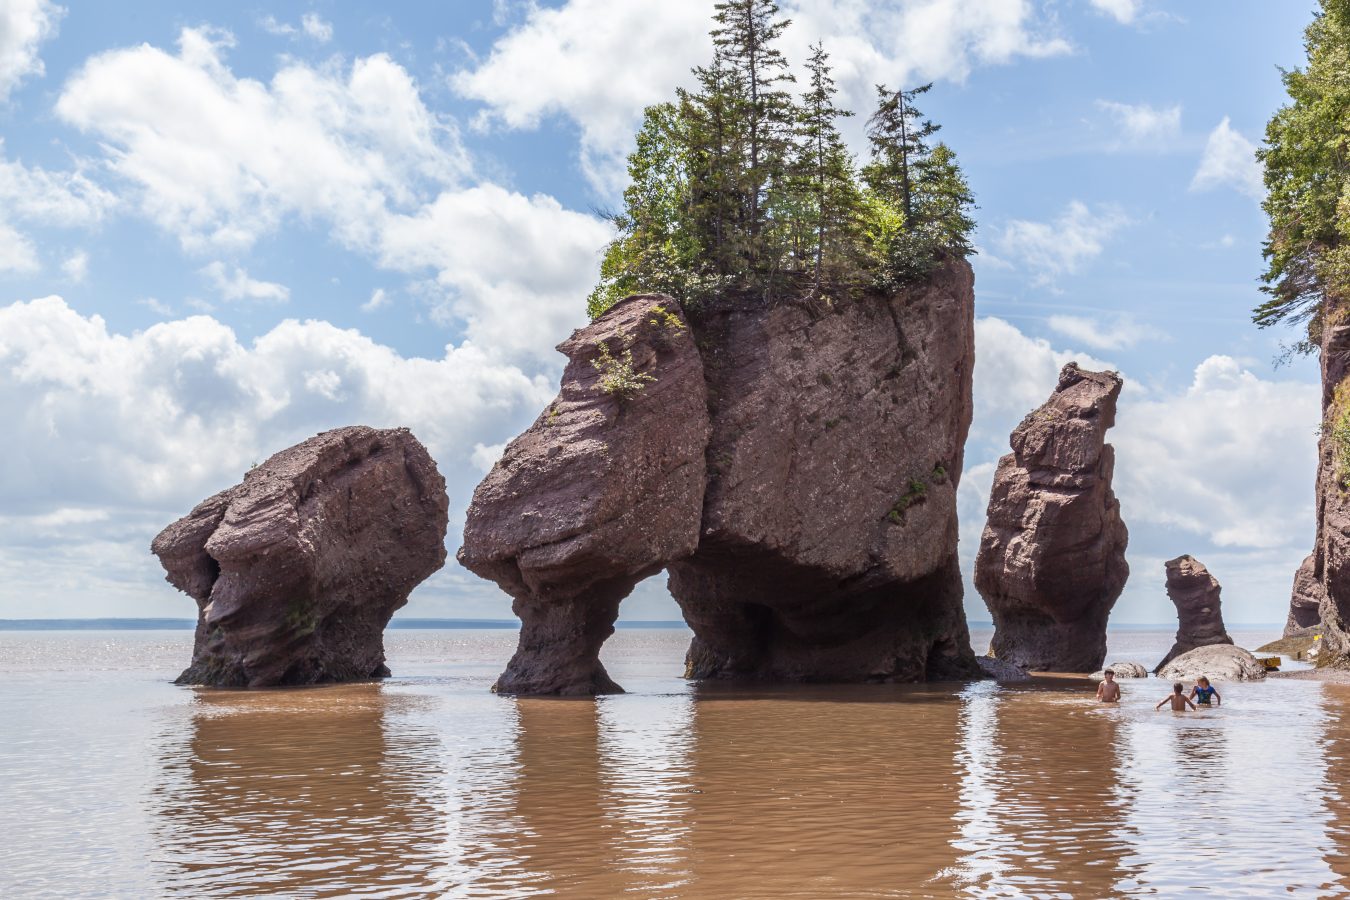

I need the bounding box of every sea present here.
[2,622,1346,899]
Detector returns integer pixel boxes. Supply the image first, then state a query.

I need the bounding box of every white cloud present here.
[60,249,88,282]
[56,26,470,252]
[0,0,61,101]
[1191,117,1262,199]
[361,287,391,313]
[200,261,290,303]
[1088,0,1140,24]
[0,140,117,226]
[995,201,1131,286]
[1112,355,1317,549]
[471,442,506,473]
[455,0,1072,192]
[375,183,613,362]
[0,220,39,273]
[1046,313,1167,350]
[259,13,334,43]
[1095,99,1180,148]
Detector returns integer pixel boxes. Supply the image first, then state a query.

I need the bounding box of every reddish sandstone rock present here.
[458,295,710,695]
[975,363,1129,672]
[152,426,449,687]
[669,259,980,683]
[1286,554,1325,636]
[1155,555,1232,671]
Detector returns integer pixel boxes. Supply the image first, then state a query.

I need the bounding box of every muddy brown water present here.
[2,627,1348,898]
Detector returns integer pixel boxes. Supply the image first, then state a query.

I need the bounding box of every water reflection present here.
[151,684,450,898]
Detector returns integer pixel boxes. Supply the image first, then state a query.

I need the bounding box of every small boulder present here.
[1156,644,1267,682]
[153,426,449,687]
[1091,661,1148,680]
[978,656,1032,682]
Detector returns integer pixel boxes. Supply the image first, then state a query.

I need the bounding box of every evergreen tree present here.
[1256,0,1350,343]
[796,42,860,294]
[864,83,939,222]
[710,0,797,265]
[912,143,976,256]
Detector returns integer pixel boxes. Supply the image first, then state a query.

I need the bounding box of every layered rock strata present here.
[458,296,711,695]
[460,260,982,694]
[1155,555,1232,672]
[975,364,1129,672]
[153,426,449,687]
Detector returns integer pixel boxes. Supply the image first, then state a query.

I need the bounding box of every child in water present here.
[1189,676,1221,707]
[1156,682,1198,712]
[1096,669,1121,703]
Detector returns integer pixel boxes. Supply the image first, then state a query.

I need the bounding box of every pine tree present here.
[864,83,940,222]
[912,143,976,256]
[710,0,797,267]
[796,42,859,294]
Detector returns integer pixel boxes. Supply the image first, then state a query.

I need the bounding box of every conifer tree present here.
[864,83,939,222]
[912,143,976,256]
[796,42,858,293]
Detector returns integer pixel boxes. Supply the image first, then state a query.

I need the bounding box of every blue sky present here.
[0,0,1322,625]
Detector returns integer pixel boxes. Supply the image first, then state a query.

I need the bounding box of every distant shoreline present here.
[0,618,1284,631]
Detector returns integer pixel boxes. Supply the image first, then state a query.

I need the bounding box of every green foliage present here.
[1256,0,1350,343]
[592,337,657,400]
[588,1,976,317]
[887,479,928,522]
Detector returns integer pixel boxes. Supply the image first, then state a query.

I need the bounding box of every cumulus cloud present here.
[0,141,116,226]
[1088,0,1140,24]
[56,26,470,253]
[0,220,39,273]
[1095,99,1181,148]
[455,0,1072,192]
[995,201,1131,286]
[200,261,290,303]
[60,249,88,282]
[0,0,61,101]
[1046,313,1167,350]
[1191,117,1262,199]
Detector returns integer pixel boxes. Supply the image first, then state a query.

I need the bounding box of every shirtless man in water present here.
[1096,669,1121,703]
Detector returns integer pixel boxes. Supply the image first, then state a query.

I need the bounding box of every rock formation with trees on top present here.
[460,2,983,696]
[974,364,1130,673]
[152,426,449,687]
[1155,555,1233,672]
[1259,1,1350,666]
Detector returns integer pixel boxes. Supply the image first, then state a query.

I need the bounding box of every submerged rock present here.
[459,295,710,695]
[1091,661,1149,680]
[1156,644,1267,682]
[459,260,982,694]
[974,364,1130,672]
[153,426,449,687]
[978,657,1032,682]
[1155,555,1233,672]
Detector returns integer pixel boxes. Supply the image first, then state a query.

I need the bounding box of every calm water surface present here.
[3,626,1347,898]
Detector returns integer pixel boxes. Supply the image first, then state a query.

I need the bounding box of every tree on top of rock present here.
[587,2,977,318]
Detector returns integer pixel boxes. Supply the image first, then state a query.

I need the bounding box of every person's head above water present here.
[1103,669,1115,680]
[1173,682,1184,694]
[1197,676,1210,687]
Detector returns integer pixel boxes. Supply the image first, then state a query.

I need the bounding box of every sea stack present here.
[152,426,449,687]
[459,295,710,695]
[1284,553,1325,636]
[975,363,1129,672]
[460,259,982,694]
[1155,555,1232,671]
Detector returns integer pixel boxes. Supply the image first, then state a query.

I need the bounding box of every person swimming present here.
[1156,682,1197,712]
[1096,669,1121,703]
[1189,676,1221,707]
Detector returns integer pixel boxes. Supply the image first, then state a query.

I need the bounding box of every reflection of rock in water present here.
[152,684,448,896]
[942,686,1138,897]
[1313,684,1350,889]
[682,684,963,894]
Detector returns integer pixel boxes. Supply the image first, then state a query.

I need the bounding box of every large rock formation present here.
[1284,312,1350,666]
[1155,555,1232,672]
[459,296,711,695]
[975,363,1129,672]
[460,260,981,694]
[153,426,449,687]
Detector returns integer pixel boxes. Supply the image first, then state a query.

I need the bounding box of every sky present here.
[0,0,1322,625]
